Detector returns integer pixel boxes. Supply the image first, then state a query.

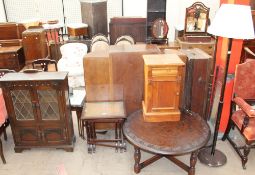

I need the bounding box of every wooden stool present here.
[67,23,88,39]
[81,101,126,153]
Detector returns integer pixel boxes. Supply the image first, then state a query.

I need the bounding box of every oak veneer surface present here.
[84,44,160,115]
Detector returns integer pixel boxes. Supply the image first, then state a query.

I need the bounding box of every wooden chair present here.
[90,39,109,52]
[91,33,109,44]
[222,59,255,169]
[0,69,14,164]
[32,58,58,72]
[115,35,135,46]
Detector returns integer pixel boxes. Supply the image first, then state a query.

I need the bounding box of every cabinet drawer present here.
[0,53,18,68]
[151,67,178,77]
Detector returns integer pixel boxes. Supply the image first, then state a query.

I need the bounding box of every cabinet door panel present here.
[150,79,180,112]
[10,89,35,121]
[14,127,40,145]
[37,90,61,120]
[42,127,66,145]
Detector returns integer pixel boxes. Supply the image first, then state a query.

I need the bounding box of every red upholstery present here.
[233,60,255,99]
[232,110,255,141]
[0,89,8,126]
[233,97,255,118]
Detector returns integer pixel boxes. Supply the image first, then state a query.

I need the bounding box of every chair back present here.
[233,59,255,99]
[0,69,15,78]
[115,35,135,45]
[90,40,109,52]
[91,33,109,44]
[32,58,58,71]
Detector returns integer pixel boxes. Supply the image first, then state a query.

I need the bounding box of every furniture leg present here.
[3,129,7,141]
[134,146,141,173]
[222,119,233,141]
[189,151,198,175]
[92,122,96,153]
[76,108,83,137]
[242,145,250,169]
[115,122,118,152]
[0,138,6,164]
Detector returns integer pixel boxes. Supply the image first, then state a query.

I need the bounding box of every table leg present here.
[76,108,83,138]
[134,146,141,173]
[189,151,198,175]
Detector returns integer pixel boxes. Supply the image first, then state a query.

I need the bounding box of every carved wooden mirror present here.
[184,2,210,35]
[151,18,169,39]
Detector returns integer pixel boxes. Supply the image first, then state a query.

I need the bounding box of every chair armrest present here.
[244,47,255,57]
[233,97,255,118]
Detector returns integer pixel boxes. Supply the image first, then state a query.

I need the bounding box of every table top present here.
[81,101,126,119]
[123,110,210,155]
[0,46,22,53]
[69,89,86,107]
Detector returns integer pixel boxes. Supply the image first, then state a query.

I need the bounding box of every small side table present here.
[81,101,126,153]
[69,89,86,138]
[67,23,88,39]
[123,110,210,175]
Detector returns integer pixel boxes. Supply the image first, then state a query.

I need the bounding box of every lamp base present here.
[198,147,227,167]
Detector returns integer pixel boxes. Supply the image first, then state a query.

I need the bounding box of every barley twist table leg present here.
[189,151,198,175]
[134,146,141,173]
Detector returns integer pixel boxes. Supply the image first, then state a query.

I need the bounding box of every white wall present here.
[123,0,147,17]
[0,0,7,22]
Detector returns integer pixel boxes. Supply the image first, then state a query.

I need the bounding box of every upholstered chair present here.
[222,59,255,169]
[57,43,87,88]
[0,69,14,164]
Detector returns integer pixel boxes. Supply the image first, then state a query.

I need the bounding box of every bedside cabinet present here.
[0,46,25,71]
[142,54,185,122]
[22,28,48,63]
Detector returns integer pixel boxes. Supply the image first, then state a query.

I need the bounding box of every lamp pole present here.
[61,0,66,34]
[2,0,8,22]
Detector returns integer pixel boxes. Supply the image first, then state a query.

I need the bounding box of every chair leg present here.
[3,129,7,141]
[242,145,250,169]
[0,138,6,164]
[222,119,233,141]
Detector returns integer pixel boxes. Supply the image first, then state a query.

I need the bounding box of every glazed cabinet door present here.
[8,88,41,145]
[36,89,68,144]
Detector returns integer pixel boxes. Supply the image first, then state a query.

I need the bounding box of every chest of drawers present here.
[0,46,25,71]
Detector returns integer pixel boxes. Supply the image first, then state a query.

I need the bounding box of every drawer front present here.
[180,44,214,55]
[0,52,18,69]
[151,67,178,77]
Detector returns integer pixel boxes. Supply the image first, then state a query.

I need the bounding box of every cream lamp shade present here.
[208,4,255,39]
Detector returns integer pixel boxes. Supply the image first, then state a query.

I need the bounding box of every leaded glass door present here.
[37,90,61,121]
[10,89,35,121]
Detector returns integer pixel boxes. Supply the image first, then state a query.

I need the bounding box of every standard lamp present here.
[198,4,255,167]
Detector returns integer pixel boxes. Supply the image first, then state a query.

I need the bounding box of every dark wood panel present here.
[22,28,48,63]
[181,48,212,120]
[0,46,25,71]
[80,1,108,38]
[109,17,146,44]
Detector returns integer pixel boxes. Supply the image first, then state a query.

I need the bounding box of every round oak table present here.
[123,110,210,175]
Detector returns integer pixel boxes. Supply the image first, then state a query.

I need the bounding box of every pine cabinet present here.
[142,54,185,122]
[0,72,74,152]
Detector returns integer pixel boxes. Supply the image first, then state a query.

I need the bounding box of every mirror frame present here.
[151,18,169,39]
[184,2,210,36]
